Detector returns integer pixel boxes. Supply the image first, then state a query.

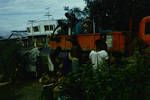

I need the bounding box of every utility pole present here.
[93,18,95,33]
[28,20,36,46]
[45,7,52,46]
[45,7,52,35]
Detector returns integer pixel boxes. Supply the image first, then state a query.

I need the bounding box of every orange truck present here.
[49,16,150,55]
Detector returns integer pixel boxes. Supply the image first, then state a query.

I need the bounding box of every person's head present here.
[69,35,79,45]
[95,39,107,51]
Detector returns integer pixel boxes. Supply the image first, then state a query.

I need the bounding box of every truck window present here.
[145,22,150,34]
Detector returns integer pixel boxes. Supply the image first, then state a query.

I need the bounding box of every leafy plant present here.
[58,49,150,100]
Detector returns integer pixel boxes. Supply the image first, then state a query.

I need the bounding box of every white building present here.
[27,19,58,36]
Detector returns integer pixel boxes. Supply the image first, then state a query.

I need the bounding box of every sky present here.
[0,0,86,36]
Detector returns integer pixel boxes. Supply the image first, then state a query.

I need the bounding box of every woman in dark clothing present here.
[68,35,82,72]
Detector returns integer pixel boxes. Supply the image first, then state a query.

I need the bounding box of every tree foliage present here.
[83,0,150,32]
[0,40,23,80]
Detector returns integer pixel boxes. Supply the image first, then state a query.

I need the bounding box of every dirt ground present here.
[0,80,42,100]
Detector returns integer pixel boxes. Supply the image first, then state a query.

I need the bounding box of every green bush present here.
[0,40,23,80]
[58,50,150,100]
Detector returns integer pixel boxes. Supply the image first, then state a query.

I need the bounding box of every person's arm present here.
[89,50,95,59]
[68,52,78,61]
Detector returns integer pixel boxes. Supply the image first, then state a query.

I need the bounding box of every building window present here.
[145,22,150,34]
[33,26,39,32]
[44,25,49,31]
[27,27,30,33]
[44,25,55,31]
[50,25,54,31]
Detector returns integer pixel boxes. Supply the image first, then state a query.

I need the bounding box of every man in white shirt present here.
[89,39,109,70]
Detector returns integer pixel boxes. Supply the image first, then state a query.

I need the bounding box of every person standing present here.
[68,36,82,72]
[89,39,109,70]
[37,43,54,77]
[28,43,40,79]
